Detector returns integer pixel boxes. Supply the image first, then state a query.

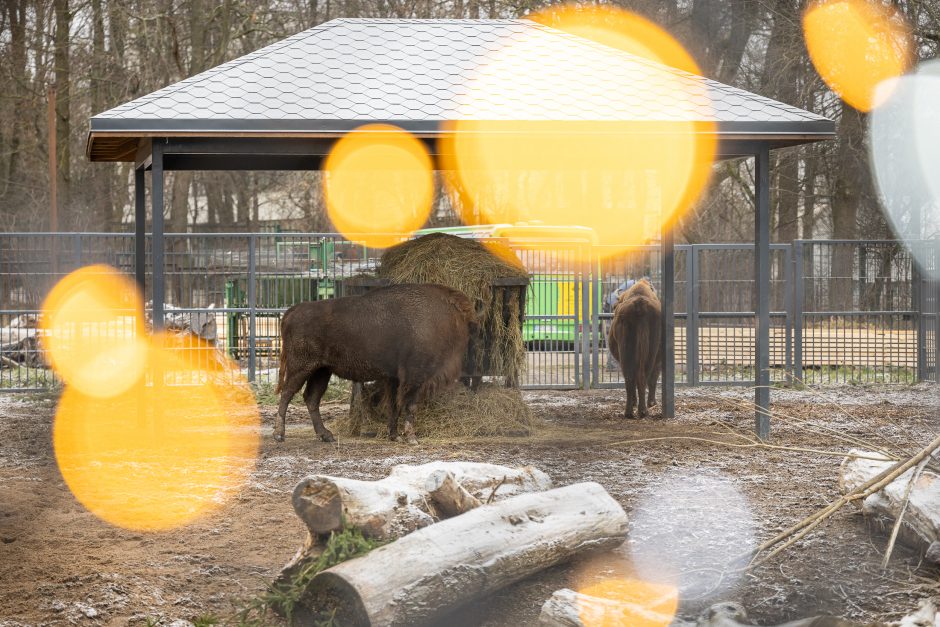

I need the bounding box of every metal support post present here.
[661,224,675,418]
[151,141,165,330]
[135,167,146,292]
[755,147,771,439]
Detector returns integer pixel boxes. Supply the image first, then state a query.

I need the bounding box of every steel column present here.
[661,223,675,419]
[755,147,771,438]
[687,246,699,386]
[247,234,257,382]
[914,249,926,381]
[151,141,165,330]
[581,254,590,390]
[783,245,793,384]
[793,241,804,384]
[134,167,146,291]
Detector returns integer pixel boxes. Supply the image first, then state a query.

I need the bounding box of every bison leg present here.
[275,371,309,442]
[622,360,636,419]
[647,359,660,410]
[401,387,422,445]
[304,368,336,443]
[636,367,648,418]
[384,379,400,441]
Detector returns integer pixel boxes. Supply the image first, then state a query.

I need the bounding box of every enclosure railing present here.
[0,233,935,391]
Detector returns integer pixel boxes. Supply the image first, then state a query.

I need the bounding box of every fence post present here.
[591,250,600,387]
[687,246,699,386]
[913,243,926,381]
[793,241,804,385]
[73,233,82,270]
[248,234,257,383]
[581,250,590,390]
[934,242,940,383]
[784,244,792,385]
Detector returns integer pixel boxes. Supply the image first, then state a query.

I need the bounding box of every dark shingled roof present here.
[88,18,834,160]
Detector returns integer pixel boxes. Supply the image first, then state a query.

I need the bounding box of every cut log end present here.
[426,470,483,518]
[292,476,344,536]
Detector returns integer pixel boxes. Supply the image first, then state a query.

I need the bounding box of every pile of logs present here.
[0,314,45,368]
[283,461,627,626]
[281,452,940,626]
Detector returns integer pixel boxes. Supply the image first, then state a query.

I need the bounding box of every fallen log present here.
[304,482,627,626]
[291,461,552,540]
[539,593,863,627]
[840,449,940,563]
[0,335,46,368]
[538,588,680,626]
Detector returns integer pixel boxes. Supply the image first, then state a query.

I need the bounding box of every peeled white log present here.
[839,449,940,560]
[538,588,681,626]
[305,482,627,626]
[891,599,939,627]
[539,593,863,627]
[292,461,551,540]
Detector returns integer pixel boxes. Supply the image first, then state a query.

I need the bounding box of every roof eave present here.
[87,117,835,162]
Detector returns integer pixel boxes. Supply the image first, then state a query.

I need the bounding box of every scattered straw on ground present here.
[378,233,529,381]
[335,382,539,439]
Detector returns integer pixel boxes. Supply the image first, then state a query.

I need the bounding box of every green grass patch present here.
[232,525,383,626]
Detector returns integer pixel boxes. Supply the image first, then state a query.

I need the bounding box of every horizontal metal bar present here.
[803,310,918,316]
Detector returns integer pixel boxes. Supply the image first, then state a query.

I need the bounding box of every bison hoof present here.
[273,431,285,442]
[320,432,336,443]
[406,436,419,445]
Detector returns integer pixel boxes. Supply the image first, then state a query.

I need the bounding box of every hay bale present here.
[335,383,539,439]
[378,233,528,382]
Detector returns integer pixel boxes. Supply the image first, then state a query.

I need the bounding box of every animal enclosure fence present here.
[0,233,936,391]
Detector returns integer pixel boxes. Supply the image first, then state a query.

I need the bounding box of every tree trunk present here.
[801,147,817,239]
[839,450,940,562]
[291,461,552,540]
[830,103,868,310]
[53,0,71,229]
[304,482,627,626]
[90,0,114,230]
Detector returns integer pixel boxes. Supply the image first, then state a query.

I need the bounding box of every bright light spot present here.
[53,333,259,532]
[531,5,700,74]
[576,578,678,627]
[628,469,754,601]
[442,4,715,261]
[40,265,149,398]
[870,60,940,277]
[803,0,912,111]
[324,123,434,249]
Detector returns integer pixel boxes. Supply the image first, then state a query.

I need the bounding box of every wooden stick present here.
[739,434,940,569]
[881,455,931,569]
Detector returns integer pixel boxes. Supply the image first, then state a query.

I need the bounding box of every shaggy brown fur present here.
[608,279,662,418]
[274,283,479,443]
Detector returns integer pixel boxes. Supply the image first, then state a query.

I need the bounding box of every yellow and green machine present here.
[413,224,600,347]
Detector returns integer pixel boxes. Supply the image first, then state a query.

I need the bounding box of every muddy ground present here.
[1,384,939,626]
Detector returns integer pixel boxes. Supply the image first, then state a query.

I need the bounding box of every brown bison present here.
[274,283,480,444]
[608,278,662,418]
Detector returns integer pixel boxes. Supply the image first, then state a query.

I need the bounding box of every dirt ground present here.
[1,384,939,626]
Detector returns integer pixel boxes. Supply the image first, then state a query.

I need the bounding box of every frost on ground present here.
[0,385,938,625]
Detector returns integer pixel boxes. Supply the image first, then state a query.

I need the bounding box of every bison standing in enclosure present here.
[608,278,662,418]
[274,283,480,443]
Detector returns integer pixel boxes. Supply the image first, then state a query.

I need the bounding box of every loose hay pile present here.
[337,382,539,439]
[340,233,535,439]
[378,233,529,381]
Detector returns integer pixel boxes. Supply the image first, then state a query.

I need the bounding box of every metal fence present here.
[1,233,936,391]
